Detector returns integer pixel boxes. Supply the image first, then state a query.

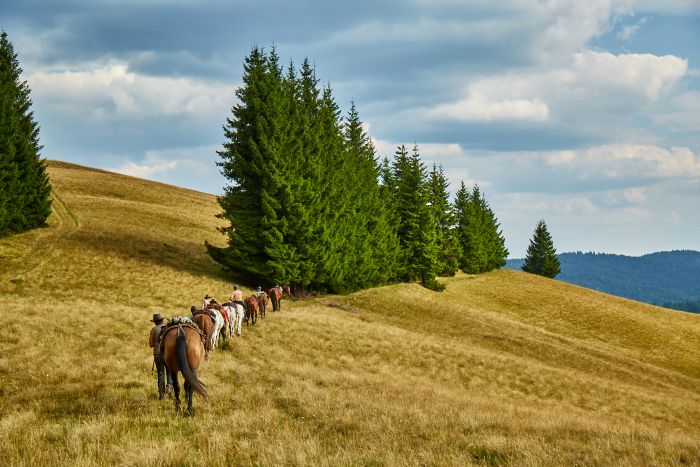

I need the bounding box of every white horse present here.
[208,308,225,349]
[224,303,244,337]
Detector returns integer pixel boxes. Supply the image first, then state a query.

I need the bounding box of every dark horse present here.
[192,313,215,356]
[244,295,258,325]
[268,287,282,312]
[257,292,268,319]
[162,323,208,415]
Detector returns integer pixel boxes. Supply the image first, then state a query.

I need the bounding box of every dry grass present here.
[0,160,698,466]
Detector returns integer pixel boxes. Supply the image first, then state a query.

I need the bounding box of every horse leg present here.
[172,372,181,413]
[184,379,194,416]
[236,310,242,335]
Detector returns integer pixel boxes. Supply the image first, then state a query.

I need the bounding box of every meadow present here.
[0,161,698,466]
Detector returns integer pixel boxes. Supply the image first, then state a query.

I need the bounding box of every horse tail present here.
[270,292,278,311]
[176,332,208,399]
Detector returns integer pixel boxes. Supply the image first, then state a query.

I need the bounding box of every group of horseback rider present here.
[148,283,286,400]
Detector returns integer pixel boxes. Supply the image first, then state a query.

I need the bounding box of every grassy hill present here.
[1,161,699,466]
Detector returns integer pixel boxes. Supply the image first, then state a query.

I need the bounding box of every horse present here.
[282,285,291,297]
[268,287,282,312]
[208,306,225,349]
[223,302,244,336]
[244,295,258,326]
[192,313,215,356]
[257,292,268,319]
[162,322,208,415]
[217,306,230,339]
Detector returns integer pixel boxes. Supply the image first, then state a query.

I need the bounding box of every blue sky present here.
[2,0,699,257]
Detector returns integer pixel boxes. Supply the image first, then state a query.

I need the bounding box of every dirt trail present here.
[0,188,79,289]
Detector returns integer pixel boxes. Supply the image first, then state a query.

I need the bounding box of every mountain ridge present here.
[506,250,700,312]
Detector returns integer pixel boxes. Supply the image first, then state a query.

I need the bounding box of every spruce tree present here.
[392,144,438,286]
[0,31,51,236]
[212,47,402,293]
[454,183,508,274]
[212,46,286,282]
[428,164,459,276]
[522,220,560,278]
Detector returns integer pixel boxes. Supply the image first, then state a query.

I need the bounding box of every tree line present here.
[208,47,510,293]
[0,31,51,236]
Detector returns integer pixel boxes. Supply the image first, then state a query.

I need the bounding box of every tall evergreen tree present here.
[428,164,459,276]
[453,183,508,274]
[212,47,402,293]
[0,31,51,236]
[211,46,287,282]
[392,144,438,285]
[522,220,560,278]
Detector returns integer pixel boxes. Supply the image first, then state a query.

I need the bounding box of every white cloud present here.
[107,145,226,193]
[112,158,178,179]
[427,94,549,122]
[632,0,700,13]
[420,50,687,127]
[616,16,649,41]
[27,63,233,120]
[538,144,700,180]
[572,51,687,101]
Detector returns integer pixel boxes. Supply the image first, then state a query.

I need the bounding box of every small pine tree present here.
[522,220,560,278]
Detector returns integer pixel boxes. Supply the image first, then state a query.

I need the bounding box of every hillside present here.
[506,251,700,312]
[1,161,699,466]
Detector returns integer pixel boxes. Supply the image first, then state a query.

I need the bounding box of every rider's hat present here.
[151,313,165,323]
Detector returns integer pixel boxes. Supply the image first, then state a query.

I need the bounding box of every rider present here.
[148,313,173,400]
[202,294,214,309]
[255,285,263,297]
[231,284,244,308]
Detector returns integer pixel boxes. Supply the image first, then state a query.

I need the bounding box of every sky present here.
[2,0,699,258]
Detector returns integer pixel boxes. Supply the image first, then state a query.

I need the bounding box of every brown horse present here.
[192,313,215,356]
[257,292,268,319]
[244,295,258,325]
[282,285,291,297]
[268,287,282,312]
[162,324,208,415]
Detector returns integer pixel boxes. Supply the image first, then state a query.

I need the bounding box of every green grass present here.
[0,160,698,466]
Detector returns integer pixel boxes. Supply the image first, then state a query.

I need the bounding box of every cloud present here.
[27,62,233,121]
[112,158,178,179]
[538,144,700,180]
[616,16,649,41]
[427,94,549,122]
[572,51,687,101]
[109,145,226,193]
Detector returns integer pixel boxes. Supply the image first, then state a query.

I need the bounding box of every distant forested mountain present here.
[506,250,700,313]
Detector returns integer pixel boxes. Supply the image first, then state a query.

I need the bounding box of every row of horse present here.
[199,286,289,351]
[160,286,290,415]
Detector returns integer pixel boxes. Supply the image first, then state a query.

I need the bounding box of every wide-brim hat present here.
[151,313,165,323]
[204,294,212,299]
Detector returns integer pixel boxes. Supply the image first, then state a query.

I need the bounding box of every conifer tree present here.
[392,144,438,285]
[428,164,459,276]
[522,220,560,278]
[454,183,508,274]
[343,105,401,287]
[0,31,51,236]
[212,46,286,282]
[212,47,402,293]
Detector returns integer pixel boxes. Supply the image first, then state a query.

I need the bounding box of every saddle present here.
[192,309,217,321]
[158,316,207,355]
